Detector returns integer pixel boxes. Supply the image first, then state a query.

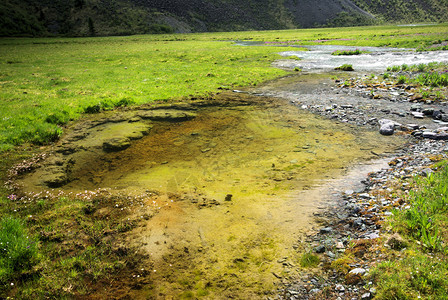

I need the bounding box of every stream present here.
[16,44,448,298]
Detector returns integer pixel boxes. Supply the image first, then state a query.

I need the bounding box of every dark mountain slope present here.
[285,0,373,28]
[0,0,447,37]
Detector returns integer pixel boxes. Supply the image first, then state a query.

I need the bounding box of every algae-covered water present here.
[18,94,403,298]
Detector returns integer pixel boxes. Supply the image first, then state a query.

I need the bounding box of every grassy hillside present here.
[353,0,448,23]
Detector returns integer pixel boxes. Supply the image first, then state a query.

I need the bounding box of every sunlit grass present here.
[1,23,447,150]
[369,162,448,299]
[0,39,287,150]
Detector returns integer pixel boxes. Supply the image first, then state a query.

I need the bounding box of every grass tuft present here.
[335,64,354,71]
[0,216,39,284]
[300,252,320,268]
[370,162,448,298]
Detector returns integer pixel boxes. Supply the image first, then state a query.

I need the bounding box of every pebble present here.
[276,71,448,300]
[279,139,448,299]
[320,227,333,234]
[349,268,367,276]
[335,284,345,292]
[314,245,326,253]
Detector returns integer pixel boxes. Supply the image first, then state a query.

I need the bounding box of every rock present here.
[138,110,196,121]
[433,110,443,120]
[379,122,395,135]
[103,137,131,152]
[406,124,420,130]
[361,292,372,299]
[336,241,345,249]
[441,114,448,122]
[410,94,423,102]
[359,193,370,199]
[410,103,422,111]
[435,133,448,140]
[386,233,406,250]
[344,189,354,196]
[422,131,437,139]
[353,219,364,228]
[349,268,367,276]
[335,284,345,292]
[411,111,425,119]
[365,232,380,239]
[314,245,326,253]
[320,227,333,234]
[421,168,434,177]
[225,194,233,201]
[42,170,68,188]
[422,108,434,116]
[379,119,399,136]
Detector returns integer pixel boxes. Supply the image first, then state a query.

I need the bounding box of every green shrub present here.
[415,72,448,87]
[331,49,369,56]
[335,64,354,71]
[395,164,448,251]
[417,63,426,72]
[388,65,401,72]
[114,97,136,107]
[397,75,407,84]
[45,111,70,125]
[149,24,174,34]
[0,216,39,283]
[83,99,115,113]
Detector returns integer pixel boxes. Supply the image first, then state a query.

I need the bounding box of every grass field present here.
[1,23,448,298]
[1,23,447,151]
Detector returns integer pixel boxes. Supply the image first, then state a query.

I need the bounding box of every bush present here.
[415,72,448,87]
[83,99,114,113]
[335,64,354,71]
[397,75,407,84]
[331,49,369,56]
[45,110,70,125]
[149,24,174,34]
[0,216,39,283]
[114,97,135,107]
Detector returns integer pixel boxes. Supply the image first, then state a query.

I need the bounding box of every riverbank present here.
[248,69,448,299]
[277,139,447,299]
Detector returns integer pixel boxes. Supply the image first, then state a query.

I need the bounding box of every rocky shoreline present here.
[277,139,447,300]
[255,73,448,299]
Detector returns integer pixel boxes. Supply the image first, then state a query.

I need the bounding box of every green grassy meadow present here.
[1,23,448,298]
[1,23,447,151]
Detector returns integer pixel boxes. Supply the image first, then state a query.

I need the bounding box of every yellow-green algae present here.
[17,96,404,299]
[69,100,401,299]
